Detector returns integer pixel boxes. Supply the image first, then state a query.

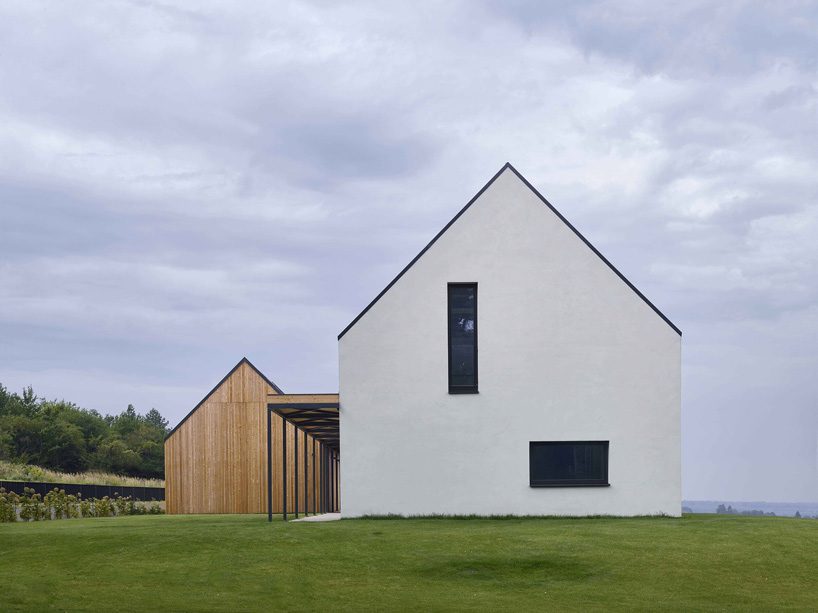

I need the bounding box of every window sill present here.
[449,389,479,395]
[530,483,610,488]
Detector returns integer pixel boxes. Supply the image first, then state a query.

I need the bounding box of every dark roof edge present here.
[337,161,681,339]
[164,357,285,441]
[337,163,511,339]
[504,163,681,336]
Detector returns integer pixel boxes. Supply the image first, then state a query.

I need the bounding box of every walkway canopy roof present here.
[267,393,339,452]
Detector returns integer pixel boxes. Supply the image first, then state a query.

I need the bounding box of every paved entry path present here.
[291,513,341,522]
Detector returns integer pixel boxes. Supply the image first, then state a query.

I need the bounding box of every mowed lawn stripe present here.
[1,514,817,611]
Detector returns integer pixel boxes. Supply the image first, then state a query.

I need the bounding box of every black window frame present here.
[447,282,478,394]
[529,441,610,487]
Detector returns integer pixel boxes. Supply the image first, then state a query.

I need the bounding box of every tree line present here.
[715,504,817,519]
[0,383,169,479]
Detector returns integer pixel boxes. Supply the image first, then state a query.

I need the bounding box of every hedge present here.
[0,487,163,522]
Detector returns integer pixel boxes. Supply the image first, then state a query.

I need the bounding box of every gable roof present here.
[164,357,284,441]
[338,162,681,339]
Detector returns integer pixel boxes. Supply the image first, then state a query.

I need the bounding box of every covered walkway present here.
[267,394,340,521]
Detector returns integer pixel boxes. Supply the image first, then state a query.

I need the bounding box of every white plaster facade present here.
[339,164,681,517]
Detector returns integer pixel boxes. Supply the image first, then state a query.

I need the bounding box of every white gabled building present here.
[338,163,681,517]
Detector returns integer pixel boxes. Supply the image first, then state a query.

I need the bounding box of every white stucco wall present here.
[339,167,681,517]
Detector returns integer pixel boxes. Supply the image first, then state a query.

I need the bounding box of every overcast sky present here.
[1,1,816,503]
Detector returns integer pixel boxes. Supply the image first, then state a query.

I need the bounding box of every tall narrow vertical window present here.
[448,283,478,393]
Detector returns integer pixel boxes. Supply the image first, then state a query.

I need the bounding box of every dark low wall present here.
[0,480,165,501]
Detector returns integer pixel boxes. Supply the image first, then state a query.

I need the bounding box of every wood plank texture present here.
[267,393,340,404]
[164,362,339,514]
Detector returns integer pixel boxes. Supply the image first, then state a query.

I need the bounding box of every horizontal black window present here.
[529,441,609,487]
[448,283,477,394]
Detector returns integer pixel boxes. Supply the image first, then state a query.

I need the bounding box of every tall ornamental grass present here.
[0,460,164,488]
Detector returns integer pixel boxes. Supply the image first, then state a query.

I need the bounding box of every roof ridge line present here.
[502,164,681,336]
[164,357,285,440]
[337,162,680,339]
[337,163,512,339]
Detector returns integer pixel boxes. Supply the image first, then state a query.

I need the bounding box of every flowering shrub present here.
[66,495,80,519]
[0,487,164,522]
[0,488,18,522]
[114,494,127,516]
[95,496,113,518]
[18,488,47,521]
[45,488,69,519]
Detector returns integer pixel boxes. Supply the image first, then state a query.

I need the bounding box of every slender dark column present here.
[312,438,316,515]
[294,426,299,518]
[266,408,272,522]
[320,444,325,514]
[330,451,335,512]
[282,415,287,521]
[303,430,308,516]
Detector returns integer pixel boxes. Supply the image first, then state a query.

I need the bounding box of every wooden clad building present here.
[164,358,339,515]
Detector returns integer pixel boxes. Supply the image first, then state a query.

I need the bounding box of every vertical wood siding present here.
[164,362,334,514]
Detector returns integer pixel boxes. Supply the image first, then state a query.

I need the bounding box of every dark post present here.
[303,430,308,516]
[294,425,299,519]
[282,414,287,521]
[330,451,334,512]
[267,408,272,522]
[312,438,316,515]
[320,444,325,514]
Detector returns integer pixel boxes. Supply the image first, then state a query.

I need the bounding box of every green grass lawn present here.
[1,514,817,612]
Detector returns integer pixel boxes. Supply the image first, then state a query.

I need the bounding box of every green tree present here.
[0,383,170,479]
[144,408,169,432]
[39,420,87,472]
[95,438,142,474]
[4,415,43,463]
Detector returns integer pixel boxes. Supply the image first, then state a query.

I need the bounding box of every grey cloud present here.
[266,117,438,184]
[486,0,818,77]
[0,2,439,201]
[0,0,816,501]
[762,83,817,111]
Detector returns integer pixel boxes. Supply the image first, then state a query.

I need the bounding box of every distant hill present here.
[684,500,818,518]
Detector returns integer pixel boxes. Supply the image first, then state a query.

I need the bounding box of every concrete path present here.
[290,513,341,522]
